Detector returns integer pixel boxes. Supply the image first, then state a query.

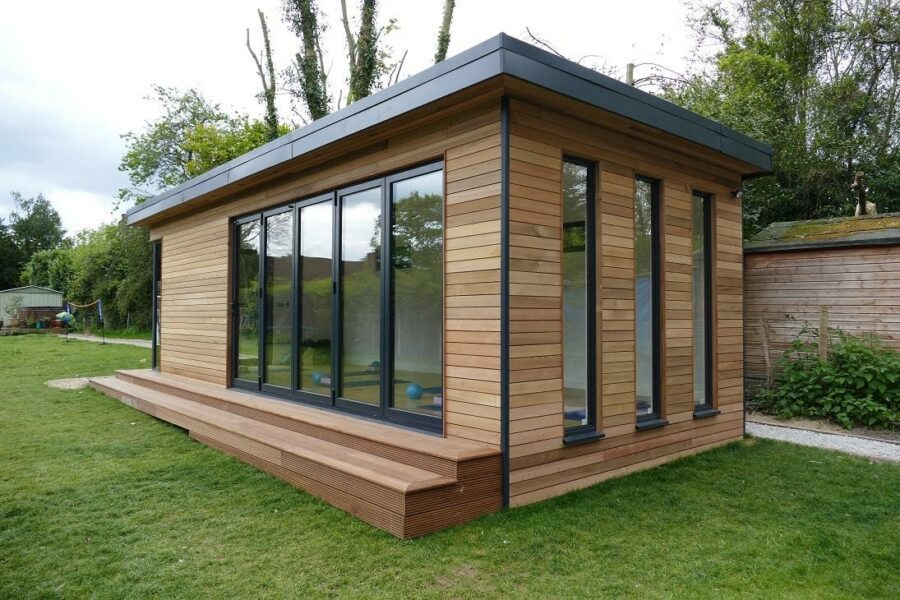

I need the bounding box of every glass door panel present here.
[263,211,294,388]
[339,186,382,406]
[299,200,333,397]
[390,170,443,416]
[235,219,261,382]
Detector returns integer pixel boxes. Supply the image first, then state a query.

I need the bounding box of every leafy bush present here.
[754,325,900,429]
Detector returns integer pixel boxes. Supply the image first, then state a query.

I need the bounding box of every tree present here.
[283,0,331,121]
[19,247,74,295]
[7,192,66,260]
[666,0,900,235]
[119,86,290,205]
[281,0,405,122]
[118,86,232,204]
[434,0,455,63]
[247,9,281,141]
[0,217,23,289]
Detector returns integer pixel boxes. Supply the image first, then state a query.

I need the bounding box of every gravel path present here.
[747,421,900,463]
[56,333,151,349]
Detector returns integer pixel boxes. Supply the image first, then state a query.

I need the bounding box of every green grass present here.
[72,327,152,340]
[1,335,898,599]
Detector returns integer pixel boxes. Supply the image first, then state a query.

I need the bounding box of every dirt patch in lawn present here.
[45,377,90,390]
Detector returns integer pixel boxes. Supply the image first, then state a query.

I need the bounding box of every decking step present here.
[114,368,499,479]
[90,376,500,536]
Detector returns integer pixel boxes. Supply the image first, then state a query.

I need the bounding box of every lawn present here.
[1,335,898,599]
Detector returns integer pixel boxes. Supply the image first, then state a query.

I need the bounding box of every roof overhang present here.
[127,33,772,226]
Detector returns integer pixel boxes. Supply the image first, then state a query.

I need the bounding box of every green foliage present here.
[667,0,900,237]
[6,192,66,262]
[283,0,331,120]
[754,325,900,429]
[19,248,74,296]
[119,86,288,205]
[0,217,23,289]
[348,0,379,103]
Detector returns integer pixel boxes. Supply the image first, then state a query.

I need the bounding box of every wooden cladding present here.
[154,97,504,446]
[744,245,900,396]
[505,98,746,506]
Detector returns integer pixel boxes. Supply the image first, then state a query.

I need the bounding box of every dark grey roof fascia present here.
[127,33,772,225]
[744,229,900,254]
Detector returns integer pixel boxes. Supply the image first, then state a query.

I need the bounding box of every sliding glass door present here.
[231,162,443,432]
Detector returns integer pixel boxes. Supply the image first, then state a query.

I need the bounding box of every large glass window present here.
[232,164,443,432]
[339,186,383,407]
[692,192,713,409]
[635,177,660,421]
[299,200,333,397]
[562,159,595,433]
[391,170,444,417]
[263,210,294,388]
[235,219,261,382]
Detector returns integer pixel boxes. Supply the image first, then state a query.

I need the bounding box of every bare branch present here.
[525,26,567,59]
[340,0,357,63]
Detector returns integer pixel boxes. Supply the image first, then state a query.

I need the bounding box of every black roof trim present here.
[127,33,772,225]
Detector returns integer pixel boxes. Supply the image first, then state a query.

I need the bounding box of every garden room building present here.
[90,34,772,538]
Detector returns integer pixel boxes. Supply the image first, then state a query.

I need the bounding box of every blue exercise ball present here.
[311,371,322,384]
[406,383,423,400]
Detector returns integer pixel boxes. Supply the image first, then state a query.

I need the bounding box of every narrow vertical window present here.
[692,192,714,411]
[298,199,333,397]
[339,186,383,407]
[563,159,596,436]
[390,169,444,417]
[151,241,162,370]
[235,218,261,383]
[263,210,294,389]
[635,177,661,423]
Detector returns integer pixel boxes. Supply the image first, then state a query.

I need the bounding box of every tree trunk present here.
[434,0,455,63]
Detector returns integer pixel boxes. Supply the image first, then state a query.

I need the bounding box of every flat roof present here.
[127,33,772,226]
[745,212,900,254]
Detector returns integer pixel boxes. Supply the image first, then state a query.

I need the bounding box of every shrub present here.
[753,325,900,429]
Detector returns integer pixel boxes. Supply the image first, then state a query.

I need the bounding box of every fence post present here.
[819,305,829,360]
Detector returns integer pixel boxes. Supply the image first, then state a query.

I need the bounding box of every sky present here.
[0,0,696,236]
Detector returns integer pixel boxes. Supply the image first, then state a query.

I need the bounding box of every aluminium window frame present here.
[634,175,665,429]
[692,191,718,419]
[561,156,602,445]
[151,240,162,371]
[229,160,444,434]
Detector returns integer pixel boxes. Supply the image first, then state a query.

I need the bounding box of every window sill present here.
[635,418,668,431]
[693,408,720,419]
[563,429,605,446]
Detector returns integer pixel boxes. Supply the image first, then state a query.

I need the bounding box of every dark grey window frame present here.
[562,156,602,446]
[635,176,666,431]
[151,240,161,371]
[693,191,719,419]
[230,160,444,434]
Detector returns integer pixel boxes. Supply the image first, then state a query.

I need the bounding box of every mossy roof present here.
[745,212,900,253]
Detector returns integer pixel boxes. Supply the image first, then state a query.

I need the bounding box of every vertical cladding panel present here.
[599,164,636,430]
[663,181,694,419]
[507,126,564,459]
[505,97,746,507]
[444,112,503,446]
[155,216,231,385]
[715,196,744,406]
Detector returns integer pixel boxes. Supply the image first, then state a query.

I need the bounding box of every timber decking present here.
[89,369,501,538]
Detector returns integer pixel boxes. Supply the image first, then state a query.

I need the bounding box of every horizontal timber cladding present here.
[505,97,746,506]
[743,245,900,397]
[152,96,504,447]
